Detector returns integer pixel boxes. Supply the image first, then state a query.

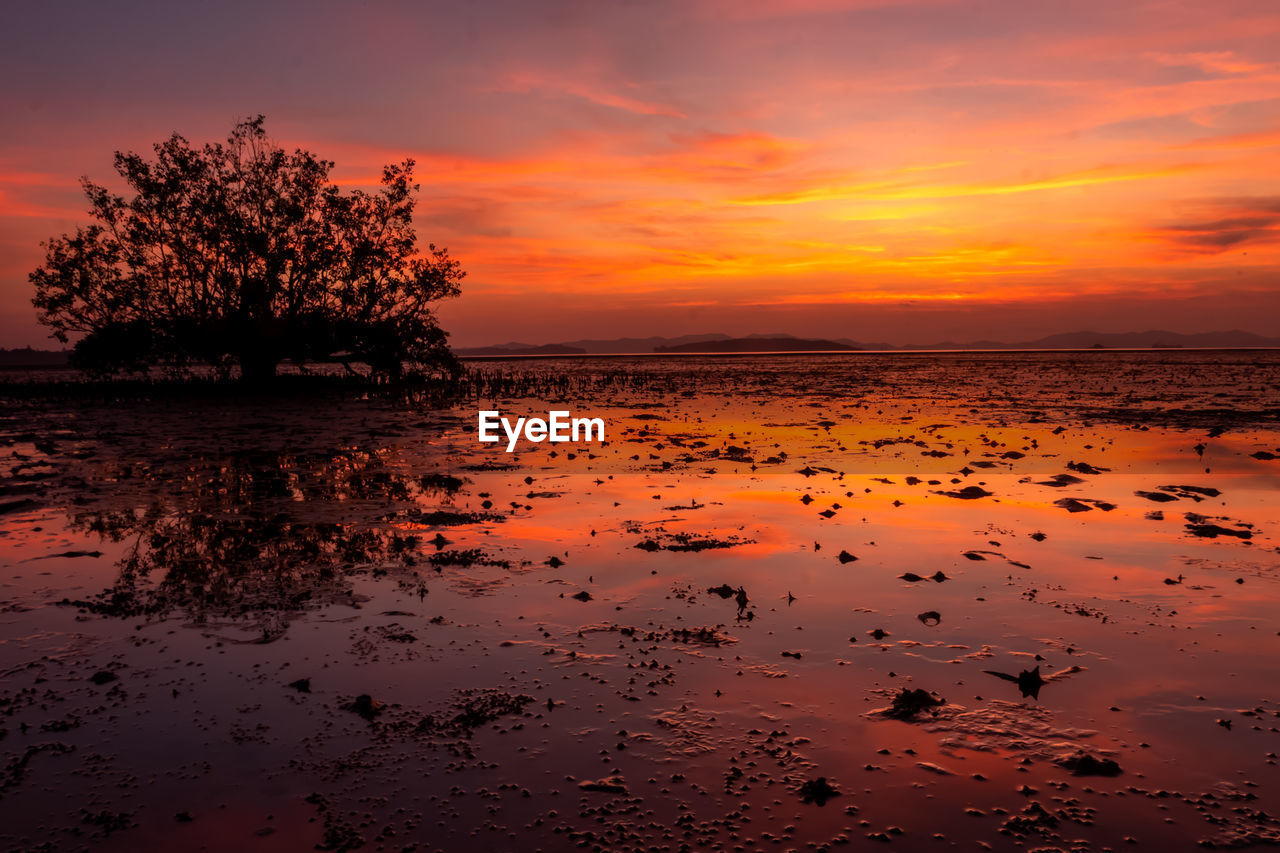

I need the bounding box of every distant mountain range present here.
[454,329,1280,356]
[654,336,857,353]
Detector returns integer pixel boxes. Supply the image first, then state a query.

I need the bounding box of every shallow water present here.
[2,351,1279,852]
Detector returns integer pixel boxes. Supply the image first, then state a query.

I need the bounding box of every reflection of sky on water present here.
[2,351,1279,850]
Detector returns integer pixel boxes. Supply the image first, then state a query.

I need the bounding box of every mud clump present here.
[799,776,840,805]
[1056,752,1122,777]
[428,549,512,569]
[578,775,628,794]
[417,690,536,738]
[344,694,385,719]
[936,486,993,500]
[886,688,946,720]
[635,532,752,552]
[1185,522,1252,540]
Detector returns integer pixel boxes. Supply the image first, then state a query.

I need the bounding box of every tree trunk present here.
[239,352,278,385]
[238,310,281,384]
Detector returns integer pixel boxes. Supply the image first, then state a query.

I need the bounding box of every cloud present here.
[1154,197,1280,253]
[730,162,1200,206]
[487,70,685,118]
[1145,51,1270,76]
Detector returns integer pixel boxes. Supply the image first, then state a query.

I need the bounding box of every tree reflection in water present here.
[54,404,477,639]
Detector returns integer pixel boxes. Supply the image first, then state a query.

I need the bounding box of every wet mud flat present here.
[2,350,1280,852]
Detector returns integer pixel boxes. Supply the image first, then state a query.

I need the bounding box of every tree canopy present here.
[31,117,464,381]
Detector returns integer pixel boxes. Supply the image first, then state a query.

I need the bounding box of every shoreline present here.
[457,345,1280,361]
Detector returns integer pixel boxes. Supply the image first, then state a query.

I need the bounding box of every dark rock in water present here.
[345,694,385,719]
[869,628,890,640]
[1253,451,1277,461]
[886,688,945,720]
[546,556,564,568]
[89,670,118,686]
[1185,523,1251,539]
[1067,461,1108,475]
[984,666,1046,699]
[1030,531,1047,541]
[931,571,949,582]
[1056,752,1122,777]
[288,678,312,693]
[1136,490,1178,502]
[571,590,593,601]
[707,584,736,598]
[578,775,627,794]
[917,610,942,626]
[799,776,840,805]
[962,551,986,561]
[1162,484,1222,499]
[837,550,858,564]
[1054,498,1092,513]
[937,486,992,500]
[1037,474,1084,488]
[900,572,924,582]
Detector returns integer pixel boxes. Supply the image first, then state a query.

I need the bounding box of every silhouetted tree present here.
[31,117,464,381]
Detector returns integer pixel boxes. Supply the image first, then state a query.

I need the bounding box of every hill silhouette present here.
[454,329,1280,355]
[653,337,858,353]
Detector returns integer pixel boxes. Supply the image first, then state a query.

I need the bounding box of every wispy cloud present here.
[1152,197,1280,253]
[487,70,685,118]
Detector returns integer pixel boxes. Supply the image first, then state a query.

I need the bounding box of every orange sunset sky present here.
[2,0,1279,347]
